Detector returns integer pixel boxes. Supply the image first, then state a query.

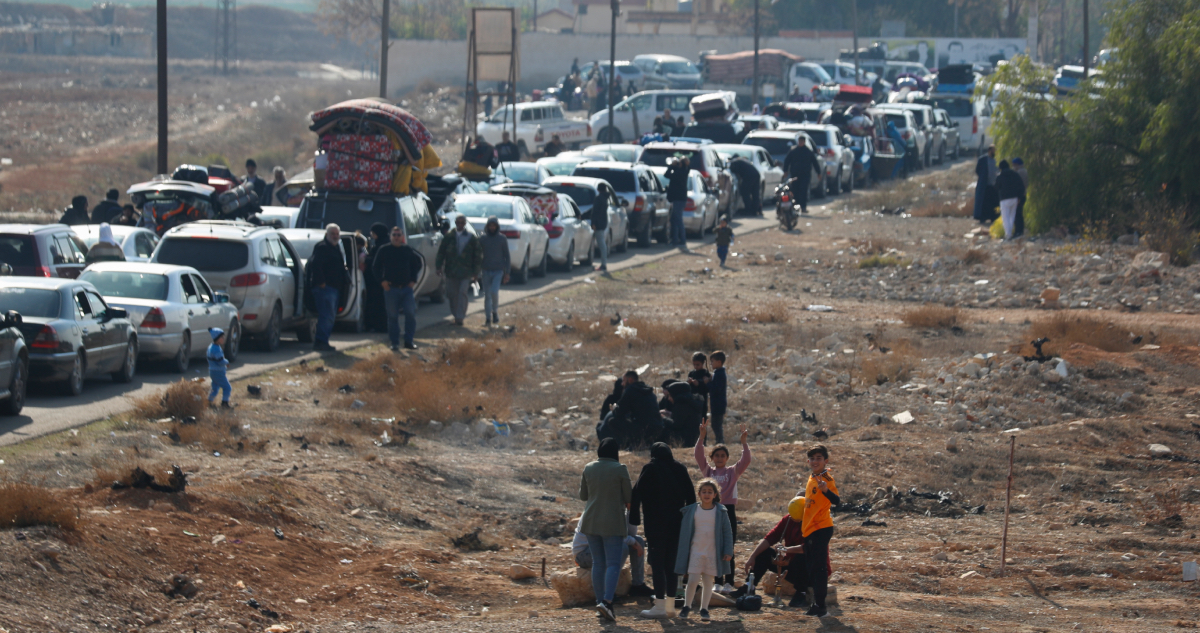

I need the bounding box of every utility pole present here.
[379,0,389,98]
[752,0,759,107]
[156,0,167,175]
[1082,0,1089,74]
[607,0,617,141]
[852,0,859,84]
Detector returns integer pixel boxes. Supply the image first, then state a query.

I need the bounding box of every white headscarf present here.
[98,223,118,246]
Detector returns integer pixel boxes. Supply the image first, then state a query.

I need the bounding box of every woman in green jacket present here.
[579,438,632,621]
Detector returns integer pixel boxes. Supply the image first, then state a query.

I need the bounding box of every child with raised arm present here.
[674,479,733,622]
[695,421,751,594]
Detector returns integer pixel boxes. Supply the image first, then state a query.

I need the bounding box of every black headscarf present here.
[649,442,674,462]
[369,222,389,245]
[597,437,620,460]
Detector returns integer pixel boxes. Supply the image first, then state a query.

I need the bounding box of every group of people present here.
[561,58,638,114]
[577,427,839,622]
[974,146,1029,240]
[597,350,728,450]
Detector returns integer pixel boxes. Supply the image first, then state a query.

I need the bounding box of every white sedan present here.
[537,151,615,178]
[444,194,550,284]
[496,161,552,185]
[71,225,160,262]
[79,262,241,372]
[710,143,785,202]
[546,194,595,272]
[586,144,643,163]
[542,176,631,255]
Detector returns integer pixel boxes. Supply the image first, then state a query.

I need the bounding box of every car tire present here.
[953,139,961,160]
[561,243,575,272]
[296,316,317,344]
[636,220,652,248]
[112,337,137,383]
[598,127,623,144]
[224,319,241,362]
[0,355,27,416]
[427,278,446,303]
[830,168,842,195]
[512,251,530,284]
[172,331,191,374]
[844,166,854,193]
[532,247,548,278]
[62,351,85,396]
[258,304,282,351]
[579,237,594,266]
[618,226,629,252]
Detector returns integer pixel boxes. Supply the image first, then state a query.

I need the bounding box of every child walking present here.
[695,421,751,593]
[207,327,232,408]
[714,217,734,267]
[674,479,733,621]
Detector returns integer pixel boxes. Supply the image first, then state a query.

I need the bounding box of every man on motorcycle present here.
[782,137,823,215]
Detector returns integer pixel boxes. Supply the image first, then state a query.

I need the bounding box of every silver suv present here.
[151,221,312,351]
[794,124,856,194]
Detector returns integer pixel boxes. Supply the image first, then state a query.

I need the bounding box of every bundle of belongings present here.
[128,178,221,237]
[458,138,496,180]
[309,99,440,195]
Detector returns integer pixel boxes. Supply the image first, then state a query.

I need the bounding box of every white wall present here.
[387,32,854,95]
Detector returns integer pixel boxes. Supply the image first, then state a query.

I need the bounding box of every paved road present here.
[1,208,791,446]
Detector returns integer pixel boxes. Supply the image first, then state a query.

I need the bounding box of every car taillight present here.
[535,128,544,143]
[141,307,167,329]
[243,313,257,321]
[972,115,978,135]
[633,196,645,212]
[230,272,267,287]
[36,266,52,277]
[684,199,696,211]
[587,123,592,137]
[698,170,710,180]
[902,131,912,140]
[545,224,564,238]
[501,229,521,239]
[825,148,836,158]
[31,324,59,351]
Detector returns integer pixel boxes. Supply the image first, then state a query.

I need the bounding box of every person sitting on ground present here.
[597,370,662,449]
[599,377,624,421]
[543,133,566,158]
[111,204,140,227]
[571,510,652,597]
[91,189,123,224]
[661,381,705,447]
[734,512,811,605]
[495,131,521,163]
[59,195,91,225]
[658,378,677,415]
[84,223,126,264]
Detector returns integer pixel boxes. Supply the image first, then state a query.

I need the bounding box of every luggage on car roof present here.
[172,165,209,185]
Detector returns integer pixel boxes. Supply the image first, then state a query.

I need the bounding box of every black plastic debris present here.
[861,520,887,527]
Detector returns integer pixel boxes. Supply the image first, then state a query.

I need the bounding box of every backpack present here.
[735,572,762,611]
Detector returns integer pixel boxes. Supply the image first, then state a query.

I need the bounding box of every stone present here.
[815,334,844,352]
[857,428,882,441]
[867,413,886,426]
[1148,443,1172,457]
[1121,553,1137,561]
[549,567,632,607]
[951,419,970,432]
[350,399,365,409]
[774,252,786,261]
[959,570,982,579]
[933,552,950,562]
[764,380,788,391]
[1047,523,1065,531]
[1116,233,1139,246]
[945,436,958,452]
[508,564,537,580]
[471,419,495,439]
[448,422,469,437]
[428,420,443,432]
[1132,251,1167,270]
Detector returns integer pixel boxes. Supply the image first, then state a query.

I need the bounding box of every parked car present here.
[0,224,89,278]
[572,161,667,247]
[0,309,28,415]
[931,108,960,162]
[793,124,855,194]
[496,161,552,185]
[256,206,302,228]
[709,143,784,203]
[151,221,311,351]
[739,115,779,133]
[882,102,938,166]
[586,144,643,164]
[637,142,735,216]
[874,107,926,169]
[649,167,719,237]
[545,193,595,271]
[443,193,550,284]
[80,262,241,372]
[539,154,595,178]
[71,225,160,263]
[679,120,746,145]
[633,54,704,89]
[928,92,989,156]
[787,62,835,97]
[278,228,367,332]
[817,61,873,87]
[588,90,715,143]
[0,277,136,395]
[741,130,824,199]
[477,102,592,156]
[579,60,646,92]
[542,176,630,254]
[297,192,446,303]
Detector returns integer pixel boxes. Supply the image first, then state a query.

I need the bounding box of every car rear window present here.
[79,271,169,301]
[934,98,974,117]
[0,235,37,267]
[0,287,61,318]
[156,238,250,272]
[743,137,794,156]
[497,163,541,184]
[638,148,700,168]
[544,183,597,206]
[803,130,830,147]
[572,168,636,192]
[452,199,515,219]
[542,160,583,177]
[885,113,909,128]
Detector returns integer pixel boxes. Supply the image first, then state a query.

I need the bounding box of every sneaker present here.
[721,583,735,594]
[628,584,654,597]
[804,604,821,616]
[492,312,498,323]
[789,594,809,608]
[730,585,748,598]
[404,342,418,350]
[389,344,400,352]
[699,609,710,621]
[598,265,607,272]
[595,601,615,621]
[678,606,690,619]
[314,341,334,351]
[816,608,831,618]
[712,583,723,595]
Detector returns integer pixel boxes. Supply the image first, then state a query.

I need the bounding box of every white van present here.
[787,62,835,98]
[633,54,703,90]
[588,89,716,144]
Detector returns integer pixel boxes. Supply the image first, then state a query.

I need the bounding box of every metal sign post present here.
[462,8,521,154]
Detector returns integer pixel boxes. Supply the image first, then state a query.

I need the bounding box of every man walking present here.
[309,223,348,352]
[783,137,822,215]
[478,216,510,326]
[495,132,521,163]
[373,226,423,350]
[91,189,123,224]
[244,159,267,200]
[727,155,762,216]
[665,155,690,249]
[436,215,482,326]
[974,145,998,224]
[591,183,612,272]
[995,160,1026,241]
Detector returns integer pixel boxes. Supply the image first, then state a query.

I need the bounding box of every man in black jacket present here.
[783,137,823,214]
[494,132,520,163]
[662,381,705,446]
[590,183,611,272]
[373,225,424,350]
[59,195,91,225]
[91,189,123,224]
[995,159,1026,241]
[665,156,690,248]
[728,155,762,217]
[308,223,348,352]
[598,370,663,449]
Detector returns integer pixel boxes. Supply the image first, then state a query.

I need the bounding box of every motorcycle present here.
[775,178,798,231]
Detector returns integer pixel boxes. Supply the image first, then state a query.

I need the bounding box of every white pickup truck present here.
[476,102,592,158]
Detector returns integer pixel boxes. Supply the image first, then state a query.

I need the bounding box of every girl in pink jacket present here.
[694,421,751,593]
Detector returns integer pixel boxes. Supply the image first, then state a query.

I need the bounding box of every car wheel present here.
[112,337,137,383]
[636,219,652,247]
[830,168,842,195]
[618,225,629,252]
[0,355,27,416]
[844,166,854,193]
[598,127,623,143]
[172,331,191,373]
[579,237,594,266]
[295,316,317,344]
[224,319,241,362]
[512,250,530,284]
[561,243,574,272]
[428,278,447,303]
[62,352,84,396]
[258,304,282,351]
[532,247,548,278]
[953,139,961,159]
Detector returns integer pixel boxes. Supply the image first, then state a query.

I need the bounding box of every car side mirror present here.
[619,198,630,208]
[3,310,21,327]
[0,262,11,276]
[107,306,128,321]
[214,291,231,304]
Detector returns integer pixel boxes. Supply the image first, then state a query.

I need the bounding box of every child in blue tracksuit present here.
[207,327,231,408]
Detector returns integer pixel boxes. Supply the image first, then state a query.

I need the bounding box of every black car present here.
[0,278,137,396]
[0,309,28,415]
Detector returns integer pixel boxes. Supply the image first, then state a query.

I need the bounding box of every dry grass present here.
[857,341,919,386]
[902,305,962,329]
[909,201,972,218]
[130,379,210,421]
[623,318,725,352]
[858,254,911,269]
[1027,314,1136,354]
[0,481,78,532]
[746,300,790,324]
[960,248,990,265]
[849,237,900,255]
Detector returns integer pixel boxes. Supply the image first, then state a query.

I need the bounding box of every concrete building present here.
[573,0,734,36]
[0,25,151,57]
[536,8,576,33]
